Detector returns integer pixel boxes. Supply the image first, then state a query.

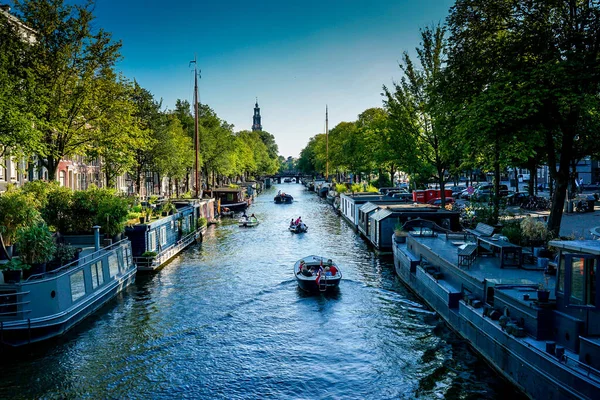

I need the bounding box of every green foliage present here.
[501,219,523,246]
[141,251,157,257]
[21,180,59,210]
[132,205,142,213]
[16,223,56,265]
[520,217,550,244]
[42,186,73,233]
[97,195,129,237]
[0,258,30,271]
[350,183,363,193]
[54,243,77,265]
[335,184,347,193]
[0,189,40,246]
[198,217,208,228]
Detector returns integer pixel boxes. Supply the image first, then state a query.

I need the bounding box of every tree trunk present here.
[45,156,59,181]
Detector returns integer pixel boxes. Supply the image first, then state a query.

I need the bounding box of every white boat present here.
[294,255,341,292]
[238,216,259,227]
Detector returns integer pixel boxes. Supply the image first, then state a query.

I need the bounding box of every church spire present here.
[252,99,262,131]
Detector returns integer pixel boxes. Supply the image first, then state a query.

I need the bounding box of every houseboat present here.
[127,199,214,272]
[339,193,410,231]
[392,226,600,399]
[207,187,249,212]
[0,235,136,347]
[359,203,460,251]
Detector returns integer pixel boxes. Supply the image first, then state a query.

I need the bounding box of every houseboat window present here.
[227,193,234,201]
[171,221,174,230]
[558,256,566,293]
[149,231,156,251]
[566,254,598,307]
[70,271,85,302]
[90,262,103,289]
[160,226,167,246]
[108,254,120,277]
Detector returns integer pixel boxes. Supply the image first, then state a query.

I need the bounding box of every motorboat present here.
[289,221,308,234]
[274,192,293,204]
[220,207,235,217]
[238,216,259,227]
[294,255,341,292]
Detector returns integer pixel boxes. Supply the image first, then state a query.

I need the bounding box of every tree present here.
[384,25,457,205]
[0,9,43,159]
[446,0,600,235]
[14,0,123,179]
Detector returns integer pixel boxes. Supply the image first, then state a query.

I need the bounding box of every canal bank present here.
[0,183,524,399]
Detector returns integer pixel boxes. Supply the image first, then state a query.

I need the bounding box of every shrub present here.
[54,243,77,265]
[42,186,73,233]
[22,180,59,210]
[0,258,30,271]
[16,223,56,265]
[520,217,550,244]
[97,195,129,237]
[198,217,208,228]
[501,219,523,245]
[141,251,157,257]
[0,190,41,246]
[335,184,347,193]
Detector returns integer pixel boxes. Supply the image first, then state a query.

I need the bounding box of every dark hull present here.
[222,201,248,211]
[274,196,293,204]
[296,276,340,292]
[318,187,329,198]
[289,226,307,233]
[0,270,136,347]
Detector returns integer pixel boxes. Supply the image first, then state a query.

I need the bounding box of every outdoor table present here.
[476,236,522,268]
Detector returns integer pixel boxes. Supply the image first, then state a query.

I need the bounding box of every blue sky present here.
[10,0,455,157]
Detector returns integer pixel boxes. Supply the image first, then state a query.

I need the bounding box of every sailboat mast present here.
[192,56,200,198]
[326,105,329,180]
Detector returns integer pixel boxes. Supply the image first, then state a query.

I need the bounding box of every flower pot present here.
[103,238,113,247]
[2,269,22,283]
[139,216,146,224]
[112,233,122,243]
[23,262,47,279]
[394,235,406,244]
[537,289,550,302]
[161,211,168,217]
[0,245,13,260]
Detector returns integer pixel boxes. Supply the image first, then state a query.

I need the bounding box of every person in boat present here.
[290,218,295,227]
[295,216,302,225]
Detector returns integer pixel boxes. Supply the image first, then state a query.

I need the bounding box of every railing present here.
[0,290,32,317]
[23,239,132,282]
[133,230,199,269]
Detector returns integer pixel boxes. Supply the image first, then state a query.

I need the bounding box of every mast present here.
[190,56,200,198]
[326,105,329,180]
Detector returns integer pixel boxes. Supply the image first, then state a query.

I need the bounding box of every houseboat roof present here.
[372,208,393,222]
[548,239,600,255]
[359,202,380,214]
[382,203,444,212]
[210,187,245,193]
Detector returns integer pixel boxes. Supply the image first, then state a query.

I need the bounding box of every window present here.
[564,254,598,307]
[70,271,86,302]
[59,170,66,187]
[160,226,167,246]
[91,262,103,289]
[0,156,3,179]
[108,254,120,277]
[9,157,17,179]
[148,231,156,251]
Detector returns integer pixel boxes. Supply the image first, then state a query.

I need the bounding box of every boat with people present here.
[274,191,293,204]
[238,214,259,227]
[289,218,308,234]
[294,255,341,292]
[220,207,235,217]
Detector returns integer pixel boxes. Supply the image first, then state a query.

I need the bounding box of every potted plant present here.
[537,277,551,302]
[97,196,129,242]
[0,258,30,283]
[0,190,40,260]
[16,223,57,278]
[394,224,408,243]
[520,216,550,253]
[50,243,78,271]
[139,251,157,267]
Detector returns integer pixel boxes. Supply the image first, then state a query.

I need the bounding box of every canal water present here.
[0,184,526,399]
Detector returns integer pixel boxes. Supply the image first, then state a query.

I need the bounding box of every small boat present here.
[238,216,259,227]
[294,255,342,292]
[220,207,235,217]
[283,178,291,183]
[289,222,308,233]
[274,192,293,204]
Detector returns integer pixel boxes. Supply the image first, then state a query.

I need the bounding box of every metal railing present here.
[133,230,199,269]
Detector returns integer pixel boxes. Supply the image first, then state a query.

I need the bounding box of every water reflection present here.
[0,182,526,399]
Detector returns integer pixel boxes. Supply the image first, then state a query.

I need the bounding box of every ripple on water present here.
[0,184,527,400]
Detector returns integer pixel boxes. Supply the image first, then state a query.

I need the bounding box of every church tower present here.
[252,99,262,131]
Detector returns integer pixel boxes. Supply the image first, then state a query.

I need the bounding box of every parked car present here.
[427,197,455,206]
[391,192,413,202]
[471,184,509,202]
